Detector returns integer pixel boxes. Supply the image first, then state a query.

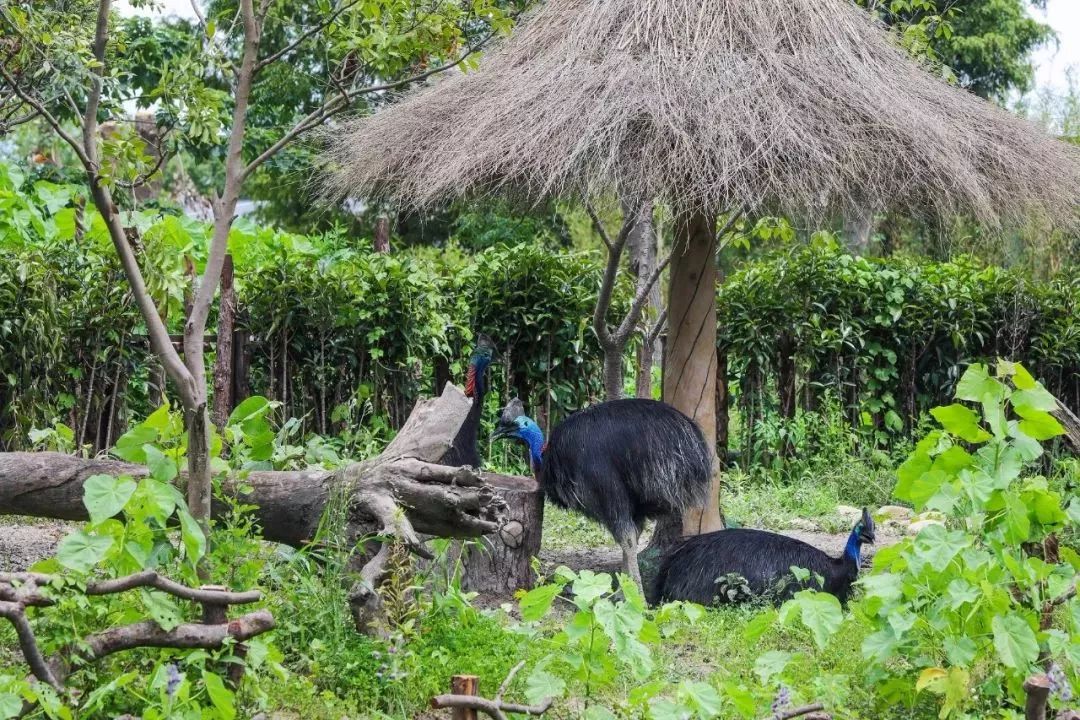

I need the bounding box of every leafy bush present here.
[720,238,1080,463]
[859,362,1080,716]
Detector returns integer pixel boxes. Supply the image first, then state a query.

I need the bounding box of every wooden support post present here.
[450,675,480,720]
[1024,675,1050,720]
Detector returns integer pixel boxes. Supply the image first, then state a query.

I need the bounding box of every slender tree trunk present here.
[628,199,661,399]
[716,345,729,458]
[664,210,720,536]
[374,214,391,253]
[843,205,875,255]
[603,348,623,400]
[212,255,236,428]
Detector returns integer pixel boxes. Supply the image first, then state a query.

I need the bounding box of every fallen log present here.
[0,384,541,630]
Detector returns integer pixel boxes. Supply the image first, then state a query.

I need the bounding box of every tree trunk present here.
[603,347,623,400]
[0,386,540,629]
[626,199,661,399]
[212,254,236,428]
[1053,402,1080,454]
[663,210,720,537]
[373,214,391,253]
[843,205,875,255]
[456,473,544,596]
[716,345,729,458]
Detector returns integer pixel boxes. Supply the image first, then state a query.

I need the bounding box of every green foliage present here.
[720,240,1080,463]
[856,0,1054,99]
[861,362,1078,717]
[0,165,619,454]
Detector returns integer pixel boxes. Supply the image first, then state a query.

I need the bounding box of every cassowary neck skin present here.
[844,523,865,564]
[515,417,545,474]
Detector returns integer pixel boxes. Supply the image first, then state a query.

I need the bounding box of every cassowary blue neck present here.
[519,423,545,473]
[844,527,863,565]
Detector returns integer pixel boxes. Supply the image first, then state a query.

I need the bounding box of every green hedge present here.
[718,240,1080,454]
[0,166,614,450]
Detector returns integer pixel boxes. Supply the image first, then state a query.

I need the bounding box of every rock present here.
[907,512,947,536]
[877,505,914,526]
[789,518,819,532]
[835,505,862,524]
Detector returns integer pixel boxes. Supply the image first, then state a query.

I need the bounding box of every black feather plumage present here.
[496,398,712,544]
[441,334,496,469]
[650,509,875,606]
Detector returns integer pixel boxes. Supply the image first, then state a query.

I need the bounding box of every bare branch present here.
[614,248,672,341]
[585,201,615,252]
[646,306,669,346]
[592,204,644,349]
[241,32,497,182]
[86,571,263,604]
[0,601,63,691]
[83,0,111,161]
[0,65,91,167]
[431,693,553,720]
[254,0,363,74]
[495,660,525,703]
[50,610,276,683]
[763,704,827,720]
[188,0,260,394]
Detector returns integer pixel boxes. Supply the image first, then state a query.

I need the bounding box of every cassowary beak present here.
[490,423,515,442]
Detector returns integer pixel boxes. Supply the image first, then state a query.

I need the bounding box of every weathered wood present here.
[458,472,544,596]
[1024,675,1050,720]
[0,384,543,630]
[450,675,480,720]
[665,210,721,536]
[1053,401,1080,454]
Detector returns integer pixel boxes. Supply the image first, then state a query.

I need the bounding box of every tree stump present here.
[457,472,543,596]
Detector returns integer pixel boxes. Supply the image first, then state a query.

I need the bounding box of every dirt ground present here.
[0,516,901,575]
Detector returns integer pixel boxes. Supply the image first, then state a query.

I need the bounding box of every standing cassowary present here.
[650,508,876,606]
[491,397,712,589]
[442,334,497,469]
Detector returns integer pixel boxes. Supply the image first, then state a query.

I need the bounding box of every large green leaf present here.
[0,694,22,720]
[82,473,136,524]
[202,670,236,720]
[1015,406,1064,441]
[141,589,183,631]
[930,404,991,444]
[572,570,612,606]
[56,530,114,572]
[519,583,562,622]
[525,667,566,705]
[143,444,177,483]
[991,613,1038,671]
[911,524,969,573]
[781,591,843,650]
[179,510,207,564]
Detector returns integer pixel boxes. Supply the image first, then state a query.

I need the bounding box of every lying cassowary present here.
[649,508,875,606]
[491,397,712,590]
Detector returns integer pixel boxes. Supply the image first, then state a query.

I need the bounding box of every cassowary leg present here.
[619,535,643,591]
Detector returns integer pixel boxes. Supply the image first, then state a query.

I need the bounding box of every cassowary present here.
[442,334,496,469]
[650,508,876,606]
[491,397,712,589]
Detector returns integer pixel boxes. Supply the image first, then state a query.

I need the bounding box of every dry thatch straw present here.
[322,0,1080,228]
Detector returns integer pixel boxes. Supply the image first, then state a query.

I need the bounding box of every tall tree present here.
[0,0,519,528]
[859,0,1055,100]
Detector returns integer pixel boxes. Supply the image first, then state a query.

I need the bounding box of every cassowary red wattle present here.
[491,397,712,590]
[649,508,876,606]
[441,333,497,469]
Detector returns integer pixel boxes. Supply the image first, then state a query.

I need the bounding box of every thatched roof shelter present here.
[324,0,1080,542]
[325,0,1080,226]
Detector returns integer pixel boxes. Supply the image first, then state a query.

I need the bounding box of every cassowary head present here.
[856,507,876,544]
[844,507,876,563]
[464,333,498,398]
[491,398,545,470]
